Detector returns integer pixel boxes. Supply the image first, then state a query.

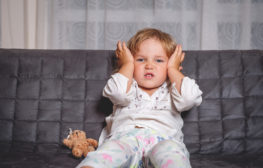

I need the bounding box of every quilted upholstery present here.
[181,50,263,155]
[0,49,262,168]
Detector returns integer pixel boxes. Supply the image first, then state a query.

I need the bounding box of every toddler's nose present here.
[145,62,154,69]
[145,62,153,69]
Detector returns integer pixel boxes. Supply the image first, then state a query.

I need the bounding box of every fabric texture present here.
[77,128,190,168]
[0,49,262,168]
[1,1,263,50]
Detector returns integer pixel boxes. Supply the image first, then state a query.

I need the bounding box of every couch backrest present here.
[0,49,262,155]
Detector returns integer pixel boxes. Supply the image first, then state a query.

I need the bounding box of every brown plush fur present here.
[63,130,98,158]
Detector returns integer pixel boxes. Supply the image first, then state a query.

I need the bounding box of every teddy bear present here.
[63,128,98,158]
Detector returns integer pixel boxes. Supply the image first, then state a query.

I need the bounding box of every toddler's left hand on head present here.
[167,44,185,72]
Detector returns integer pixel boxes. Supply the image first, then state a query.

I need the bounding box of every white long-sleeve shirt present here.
[99,73,202,145]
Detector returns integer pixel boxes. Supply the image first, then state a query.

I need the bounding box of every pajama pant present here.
[76,128,191,168]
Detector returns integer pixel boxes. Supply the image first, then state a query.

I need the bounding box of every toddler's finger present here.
[177,45,183,60]
[176,44,180,55]
[181,52,185,63]
[123,41,129,51]
[122,41,128,50]
[178,45,183,56]
[115,50,118,57]
[117,41,122,51]
[173,44,179,56]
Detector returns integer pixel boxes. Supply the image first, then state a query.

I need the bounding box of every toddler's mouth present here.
[144,73,154,79]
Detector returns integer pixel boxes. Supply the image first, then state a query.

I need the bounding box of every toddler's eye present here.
[136,58,144,62]
[156,59,164,63]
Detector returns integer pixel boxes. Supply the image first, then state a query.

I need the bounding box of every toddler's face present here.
[133,38,168,95]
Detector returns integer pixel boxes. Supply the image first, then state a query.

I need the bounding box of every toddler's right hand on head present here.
[115,41,134,67]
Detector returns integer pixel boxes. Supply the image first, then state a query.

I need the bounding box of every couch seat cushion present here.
[0,152,80,168]
[1,152,263,168]
[191,154,263,168]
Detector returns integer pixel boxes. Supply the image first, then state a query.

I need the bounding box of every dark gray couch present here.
[0,49,262,168]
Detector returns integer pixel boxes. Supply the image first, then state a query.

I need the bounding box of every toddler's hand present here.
[115,41,134,93]
[168,44,185,71]
[115,41,134,67]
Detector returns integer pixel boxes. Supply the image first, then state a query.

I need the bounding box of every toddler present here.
[77,28,202,168]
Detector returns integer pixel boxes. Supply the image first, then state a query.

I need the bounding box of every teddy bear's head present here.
[69,130,86,141]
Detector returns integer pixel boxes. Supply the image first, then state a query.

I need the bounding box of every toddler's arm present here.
[103,41,134,106]
[168,44,202,112]
[171,77,202,112]
[103,73,133,106]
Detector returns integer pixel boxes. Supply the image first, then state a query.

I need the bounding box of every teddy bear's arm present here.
[87,138,98,148]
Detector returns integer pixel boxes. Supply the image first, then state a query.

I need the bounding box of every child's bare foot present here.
[80,166,93,168]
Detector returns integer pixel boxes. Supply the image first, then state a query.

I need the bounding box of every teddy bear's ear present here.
[73,130,80,137]
[76,130,86,138]
[66,128,73,139]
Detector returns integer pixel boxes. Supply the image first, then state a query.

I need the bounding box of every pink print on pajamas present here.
[76,128,191,168]
[161,159,173,168]
[145,137,155,145]
[136,135,155,145]
[115,141,126,150]
[136,135,143,140]
[102,153,112,162]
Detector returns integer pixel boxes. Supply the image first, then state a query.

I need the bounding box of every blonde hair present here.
[127,28,176,57]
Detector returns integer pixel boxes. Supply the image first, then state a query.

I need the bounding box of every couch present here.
[0,48,262,168]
